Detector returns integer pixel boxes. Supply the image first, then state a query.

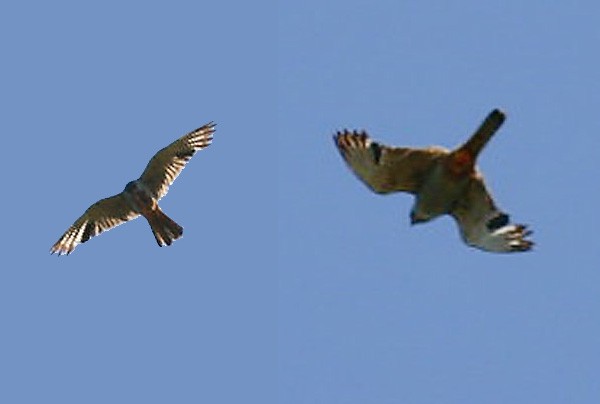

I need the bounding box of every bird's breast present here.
[413,162,471,220]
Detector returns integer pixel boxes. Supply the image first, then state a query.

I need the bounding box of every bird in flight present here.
[334,109,533,253]
[51,122,215,256]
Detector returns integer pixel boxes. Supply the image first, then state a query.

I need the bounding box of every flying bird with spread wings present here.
[334,109,533,253]
[50,122,215,256]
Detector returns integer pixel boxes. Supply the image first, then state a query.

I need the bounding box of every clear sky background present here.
[1,1,599,403]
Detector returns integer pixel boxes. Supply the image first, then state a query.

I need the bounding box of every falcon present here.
[50,122,215,256]
[334,109,533,253]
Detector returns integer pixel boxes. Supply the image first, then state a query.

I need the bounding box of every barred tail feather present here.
[147,209,183,247]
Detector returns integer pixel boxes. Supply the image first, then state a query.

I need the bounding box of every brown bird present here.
[334,109,533,253]
[51,122,215,256]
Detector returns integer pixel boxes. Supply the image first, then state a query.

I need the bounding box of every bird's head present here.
[124,180,138,193]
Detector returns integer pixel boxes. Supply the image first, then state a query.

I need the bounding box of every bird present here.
[333,109,533,253]
[50,122,215,256]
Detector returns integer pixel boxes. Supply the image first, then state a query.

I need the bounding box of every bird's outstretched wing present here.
[139,122,215,200]
[334,130,447,194]
[50,194,139,256]
[450,175,533,253]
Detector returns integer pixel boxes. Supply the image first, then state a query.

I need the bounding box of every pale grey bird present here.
[334,109,533,253]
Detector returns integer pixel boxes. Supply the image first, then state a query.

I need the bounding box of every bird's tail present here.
[455,109,506,160]
[146,209,183,247]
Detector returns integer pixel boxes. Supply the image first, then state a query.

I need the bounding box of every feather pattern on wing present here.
[334,130,447,194]
[450,175,533,252]
[50,194,139,256]
[139,122,215,200]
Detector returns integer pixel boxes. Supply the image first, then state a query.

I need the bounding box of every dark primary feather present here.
[50,194,139,256]
[139,122,215,200]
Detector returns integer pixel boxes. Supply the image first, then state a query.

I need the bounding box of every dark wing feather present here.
[139,122,215,200]
[334,130,447,194]
[450,174,533,253]
[50,194,139,256]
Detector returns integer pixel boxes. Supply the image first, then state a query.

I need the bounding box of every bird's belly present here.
[414,171,468,220]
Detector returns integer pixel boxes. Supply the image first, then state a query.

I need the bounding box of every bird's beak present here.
[410,211,428,226]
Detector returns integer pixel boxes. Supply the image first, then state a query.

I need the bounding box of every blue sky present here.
[277,1,600,403]
[2,1,275,403]
[1,1,599,403]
